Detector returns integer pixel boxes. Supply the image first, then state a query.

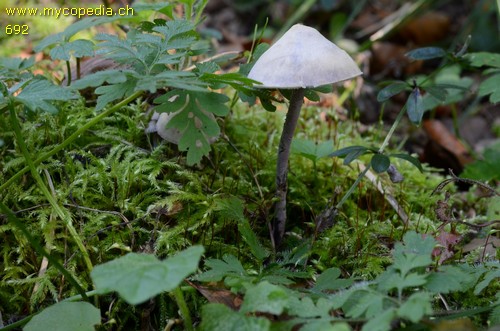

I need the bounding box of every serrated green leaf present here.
[71,69,130,89]
[24,302,101,331]
[311,267,353,292]
[371,154,390,173]
[95,78,137,111]
[389,153,423,172]
[361,308,396,331]
[406,88,424,125]
[238,219,270,262]
[15,78,79,113]
[199,303,270,331]
[195,254,247,282]
[465,52,500,68]
[49,39,94,61]
[392,232,435,276]
[406,47,446,60]
[462,142,500,181]
[377,81,408,102]
[347,290,386,318]
[240,282,289,315]
[474,267,500,295]
[478,73,500,103]
[301,321,351,331]
[397,292,432,323]
[35,16,122,52]
[425,265,476,293]
[91,246,204,305]
[153,90,229,165]
[424,85,448,102]
[287,296,322,318]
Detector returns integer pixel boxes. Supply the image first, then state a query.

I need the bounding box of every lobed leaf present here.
[24,301,101,331]
[199,303,270,331]
[91,246,204,305]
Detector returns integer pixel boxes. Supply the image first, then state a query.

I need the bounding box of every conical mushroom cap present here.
[248,24,362,89]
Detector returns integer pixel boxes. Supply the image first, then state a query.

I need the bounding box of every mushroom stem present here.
[274,88,305,246]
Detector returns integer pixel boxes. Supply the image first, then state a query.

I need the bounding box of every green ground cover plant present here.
[1,1,499,330]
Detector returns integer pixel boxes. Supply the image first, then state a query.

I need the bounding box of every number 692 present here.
[5,24,29,35]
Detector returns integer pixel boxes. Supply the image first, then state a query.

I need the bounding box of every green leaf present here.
[91,246,204,305]
[397,292,432,323]
[424,85,448,102]
[94,78,137,111]
[301,321,351,331]
[474,266,500,295]
[462,142,500,181]
[199,303,270,331]
[425,265,476,294]
[465,52,500,68]
[371,154,390,173]
[389,153,423,172]
[387,232,435,278]
[15,78,79,113]
[377,81,408,102]
[238,218,270,262]
[71,69,130,89]
[195,254,247,282]
[154,90,229,165]
[361,308,396,331]
[49,39,94,61]
[346,290,387,319]
[330,145,372,158]
[240,282,289,315]
[35,16,123,52]
[24,302,100,331]
[311,267,353,292]
[478,73,500,103]
[406,88,424,125]
[292,139,334,161]
[406,47,446,60]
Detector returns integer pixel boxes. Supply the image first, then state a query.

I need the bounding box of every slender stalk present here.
[8,102,94,272]
[274,88,305,246]
[173,287,194,331]
[335,105,407,210]
[0,91,143,194]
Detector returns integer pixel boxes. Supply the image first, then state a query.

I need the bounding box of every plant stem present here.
[274,88,305,246]
[8,102,94,272]
[335,105,407,210]
[0,91,143,194]
[173,287,193,331]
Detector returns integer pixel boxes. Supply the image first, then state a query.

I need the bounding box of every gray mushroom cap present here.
[248,24,362,89]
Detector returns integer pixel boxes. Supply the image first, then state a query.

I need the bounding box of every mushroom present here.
[248,24,362,246]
